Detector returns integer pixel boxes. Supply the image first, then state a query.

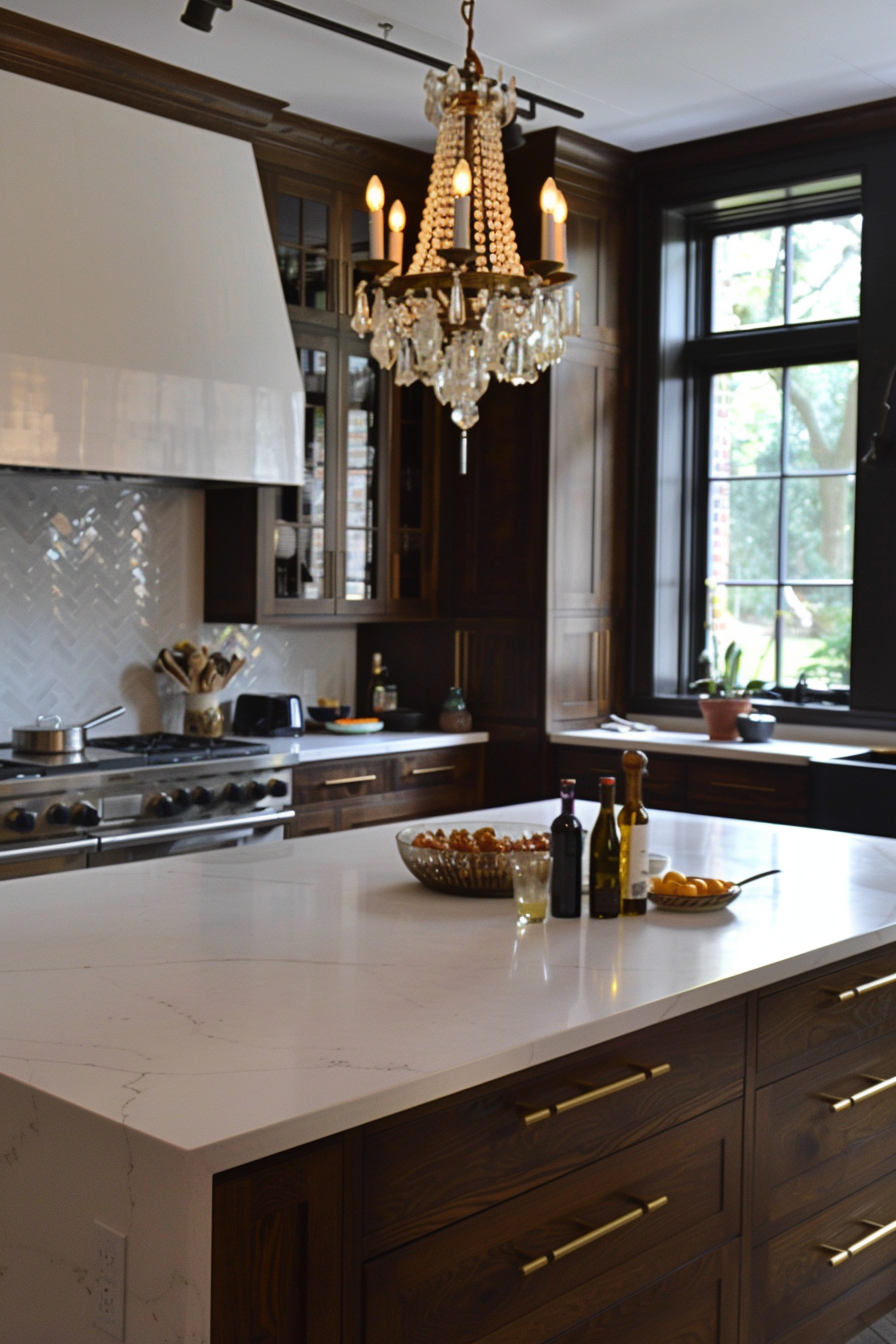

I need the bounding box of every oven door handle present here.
[0,837,98,864]
[96,809,296,850]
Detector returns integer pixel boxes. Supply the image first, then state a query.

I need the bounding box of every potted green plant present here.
[690,640,767,741]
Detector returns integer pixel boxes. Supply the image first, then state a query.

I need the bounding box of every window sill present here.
[627,695,896,734]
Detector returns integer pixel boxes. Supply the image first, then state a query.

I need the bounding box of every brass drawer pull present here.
[411,766,455,776]
[521,1196,668,1276]
[821,1073,896,1113]
[833,971,896,1003]
[323,774,377,787]
[518,1063,671,1126]
[822,1214,896,1266]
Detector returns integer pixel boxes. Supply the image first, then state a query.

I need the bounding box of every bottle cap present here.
[560,778,576,787]
[599,776,616,785]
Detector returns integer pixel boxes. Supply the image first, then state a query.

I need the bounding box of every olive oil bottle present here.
[619,750,649,916]
[589,777,620,918]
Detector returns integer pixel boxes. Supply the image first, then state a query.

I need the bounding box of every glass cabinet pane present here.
[275,191,329,311]
[274,347,328,600]
[344,354,379,600]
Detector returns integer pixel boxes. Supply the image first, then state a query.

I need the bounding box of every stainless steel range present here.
[0,733,294,881]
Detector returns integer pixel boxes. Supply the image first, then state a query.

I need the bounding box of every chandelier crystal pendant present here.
[351,0,579,466]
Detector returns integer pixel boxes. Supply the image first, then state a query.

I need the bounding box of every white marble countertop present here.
[3,802,896,1173]
[550,726,863,766]
[253,728,488,765]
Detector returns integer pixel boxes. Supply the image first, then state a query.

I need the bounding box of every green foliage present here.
[691,639,767,698]
[800,602,851,685]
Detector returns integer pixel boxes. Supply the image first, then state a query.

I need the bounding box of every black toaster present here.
[232,693,304,737]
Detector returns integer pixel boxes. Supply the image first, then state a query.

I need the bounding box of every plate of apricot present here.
[648,870,740,912]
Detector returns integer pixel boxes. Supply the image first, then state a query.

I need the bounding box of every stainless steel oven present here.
[88,808,293,866]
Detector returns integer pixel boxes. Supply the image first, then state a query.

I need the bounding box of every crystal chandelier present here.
[351,0,579,467]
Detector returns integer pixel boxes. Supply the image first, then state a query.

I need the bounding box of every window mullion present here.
[777,368,790,687]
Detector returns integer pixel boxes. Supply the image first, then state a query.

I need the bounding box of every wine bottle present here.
[550,779,583,918]
[589,777,620,918]
[619,750,649,916]
[367,653,388,713]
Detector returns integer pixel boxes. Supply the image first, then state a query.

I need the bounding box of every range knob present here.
[223,782,247,804]
[248,780,268,802]
[6,807,37,833]
[172,788,192,811]
[267,778,289,798]
[46,803,72,826]
[192,785,214,807]
[72,802,100,828]
[147,793,178,819]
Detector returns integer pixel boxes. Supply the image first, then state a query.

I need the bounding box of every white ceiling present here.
[7,0,896,152]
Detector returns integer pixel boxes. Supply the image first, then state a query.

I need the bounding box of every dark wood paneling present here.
[364,1101,741,1344]
[393,747,483,794]
[362,999,745,1249]
[755,1034,896,1240]
[547,1239,740,1344]
[292,756,389,806]
[758,951,896,1077]
[751,1161,896,1343]
[553,745,687,809]
[0,5,286,138]
[686,757,808,825]
[211,1139,342,1344]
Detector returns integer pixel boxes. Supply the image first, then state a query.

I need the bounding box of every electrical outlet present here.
[93,1221,126,1340]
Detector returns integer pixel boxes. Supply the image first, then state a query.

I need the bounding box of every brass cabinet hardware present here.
[820,1073,896,1113]
[411,766,455,776]
[821,1215,896,1266]
[337,550,347,599]
[323,774,377,787]
[705,780,776,794]
[517,1063,671,1126]
[521,1196,669,1276]
[323,550,335,599]
[832,970,896,1002]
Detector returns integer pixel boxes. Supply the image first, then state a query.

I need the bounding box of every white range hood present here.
[0,68,304,484]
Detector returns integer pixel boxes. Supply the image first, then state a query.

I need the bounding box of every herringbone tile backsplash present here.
[0,474,355,737]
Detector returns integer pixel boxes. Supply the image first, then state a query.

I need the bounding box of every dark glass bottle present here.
[550,779,583,918]
[589,777,620,918]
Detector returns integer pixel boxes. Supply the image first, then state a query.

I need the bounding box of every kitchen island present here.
[4,802,896,1342]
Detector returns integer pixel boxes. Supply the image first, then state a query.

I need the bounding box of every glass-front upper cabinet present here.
[260,329,387,618]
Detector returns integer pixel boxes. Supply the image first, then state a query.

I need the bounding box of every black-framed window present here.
[683,187,862,699]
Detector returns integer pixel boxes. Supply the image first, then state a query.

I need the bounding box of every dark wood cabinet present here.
[285,744,486,839]
[210,945,896,1344]
[211,1138,342,1344]
[552,743,810,825]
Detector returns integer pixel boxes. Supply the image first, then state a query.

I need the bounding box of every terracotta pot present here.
[698,696,753,741]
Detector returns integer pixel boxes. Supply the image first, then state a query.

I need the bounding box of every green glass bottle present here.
[589,777,620,918]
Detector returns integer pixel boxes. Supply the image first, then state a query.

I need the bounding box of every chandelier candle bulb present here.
[553,190,568,268]
[388,199,406,271]
[366,174,385,259]
[452,158,472,249]
[540,177,558,258]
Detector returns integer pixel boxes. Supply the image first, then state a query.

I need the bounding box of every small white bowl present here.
[649,852,671,876]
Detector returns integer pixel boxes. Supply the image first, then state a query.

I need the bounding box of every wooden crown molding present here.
[0,5,287,139]
[637,93,896,180]
[254,109,430,194]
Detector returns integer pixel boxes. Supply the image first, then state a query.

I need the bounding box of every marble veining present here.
[2,803,896,1171]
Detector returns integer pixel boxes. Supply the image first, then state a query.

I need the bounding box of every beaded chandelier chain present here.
[351,0,578,465]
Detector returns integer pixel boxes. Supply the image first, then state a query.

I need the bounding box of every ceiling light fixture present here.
[351,0,579,467]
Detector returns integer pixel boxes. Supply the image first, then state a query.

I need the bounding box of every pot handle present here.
[81,706,126,733]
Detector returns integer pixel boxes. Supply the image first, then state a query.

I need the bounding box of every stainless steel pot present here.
[11,706,125,755]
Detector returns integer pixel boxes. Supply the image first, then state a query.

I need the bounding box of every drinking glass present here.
[511,852,552,925]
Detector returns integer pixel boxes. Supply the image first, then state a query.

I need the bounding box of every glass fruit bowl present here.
[395,822,551,897]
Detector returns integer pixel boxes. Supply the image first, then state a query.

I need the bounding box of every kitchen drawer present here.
[292,756,388,805]
[541,1239,740,1344]
[751,1160,896,1344]
[686,758,808,824]
[554,747,687,810]
[755,1033,896,1239]
[758,951,896,1077]
[362,999,745,1247]
[364,1101,741,1344]
[393,747,481,793]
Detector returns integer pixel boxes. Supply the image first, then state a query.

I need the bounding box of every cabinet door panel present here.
[211,1140,342,1344]
[549,616,610,723]
[362,1001,745,1247]
[364,1102,741,1344]
[549,348,618,615]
